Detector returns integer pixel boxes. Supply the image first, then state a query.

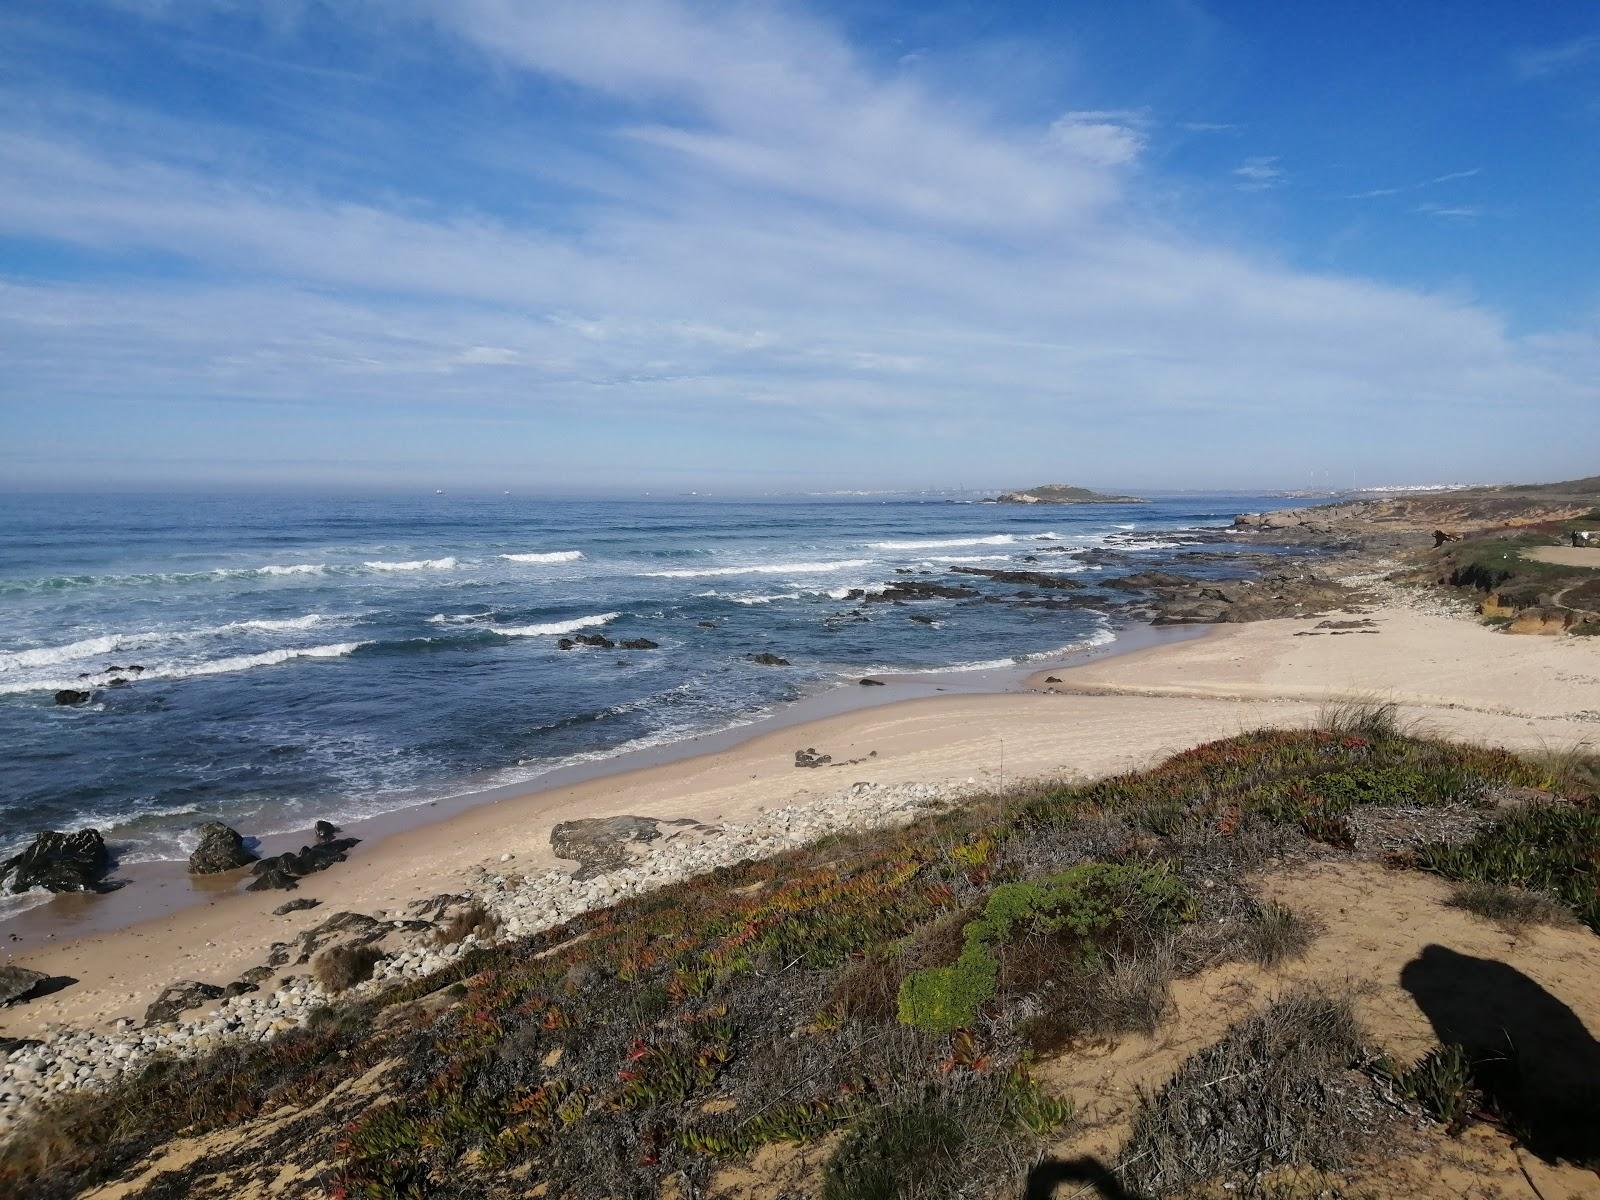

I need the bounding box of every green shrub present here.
[1394,1044,1480,1132]
[896,863,1192,1032]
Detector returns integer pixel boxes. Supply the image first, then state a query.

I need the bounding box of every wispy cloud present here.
[1232,155,1283,190]
[1347,167,1481,202]
[1416,202,1485,220]
[1514,34,1600,79]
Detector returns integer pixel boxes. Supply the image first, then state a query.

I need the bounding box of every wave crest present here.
[499,550,584,564]
[643,559,870,579]
[491,613,619,638]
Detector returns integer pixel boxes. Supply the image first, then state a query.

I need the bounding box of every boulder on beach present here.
[187,822,258,875]
[314,820,340,843]
[273,897,321,915]
[859,677,886,686]
[0,829,114,894]
[0,964,49,1007]
[246,836,362,891]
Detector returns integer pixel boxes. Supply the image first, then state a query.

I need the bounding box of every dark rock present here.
[908,614,937,625]
[273,897,322,915]
[747,652,790,666]
[106,678,132,688]
[54,689,93,706]
[696,621,719,628]
[0,829,113,894]
[618,638,660,650]
[948,566,1085,590]
[187,822,258,875]
[557,638,576,650]
[1102,572,1203,591]
[795,747,832,768]
[859,678,886,686]
[576,633,615,649]
[143,980,225,1026]
[246,837,361,891]
[314,819,340,843]
[0,964,48,1006]
[286,911,390,965]
[247,865,300,892]
[1044,676,1063,683]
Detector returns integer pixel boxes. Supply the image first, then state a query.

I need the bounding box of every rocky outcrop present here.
[618,638,659,650]
[314,820,340,843]
[1507,606,1580,636]
[949,566,1085,590]
[273,897,321,916]
[0,965,48,1007]
[54,689,93,706]
[187,823,258,875]
[795,747,832,768]
[747,652,790,666]
[553,815,663,879]
[0,829,113,894]
[558,633,617,650]
[143,981,226,1027]
[989,484,1147,505]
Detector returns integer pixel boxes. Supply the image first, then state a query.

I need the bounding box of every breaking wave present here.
[499,550,584,564]
[490,613,619,638]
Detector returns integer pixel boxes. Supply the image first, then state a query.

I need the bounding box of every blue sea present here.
[0,491,1308,892]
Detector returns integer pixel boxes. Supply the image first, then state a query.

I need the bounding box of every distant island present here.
[985,483,1148,505]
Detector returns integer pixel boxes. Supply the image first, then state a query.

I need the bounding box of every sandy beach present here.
[4,583,1597,1043]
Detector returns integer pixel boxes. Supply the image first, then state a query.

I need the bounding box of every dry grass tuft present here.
[1447,881,1577,935]
[433,901,503,947]
[1118,986,1390,1197]
[311,944,384,993]
[1244,901,1319,968]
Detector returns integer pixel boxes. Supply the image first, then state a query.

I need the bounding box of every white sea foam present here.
[364,557,459,572]
[499,550,584,564]
[867,535,1015,549]
[924,554,1013,563]
[1115,523,1137,530]
[643,559,870,579]
[256,563,329,577]
[0,642,368,695]
[428,612,491,625]
[0,614,332,673]
[491,612,619,638]
[210,614,327,634]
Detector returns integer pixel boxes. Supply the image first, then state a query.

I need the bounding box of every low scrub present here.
[311,944,383,993]
[1416,803,1600,932]
[1117,988,1386,1196]
[896,863,1192,1033]
[0,728,1580,1200]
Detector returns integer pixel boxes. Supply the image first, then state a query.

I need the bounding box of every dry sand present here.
[4,596,1598,1040]
[1524,546,1600,568]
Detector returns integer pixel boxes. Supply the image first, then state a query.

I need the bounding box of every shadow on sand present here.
[1400,943,1600,1165]
[1022,1155,1150,1200]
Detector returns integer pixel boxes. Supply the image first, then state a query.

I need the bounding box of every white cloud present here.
[0,0,1594,487]
[1047,110,1147,166]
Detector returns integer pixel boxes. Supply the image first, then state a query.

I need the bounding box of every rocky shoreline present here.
[0,777,971,1140]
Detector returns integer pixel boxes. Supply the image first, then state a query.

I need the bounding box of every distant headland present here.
[984,483,1148,505]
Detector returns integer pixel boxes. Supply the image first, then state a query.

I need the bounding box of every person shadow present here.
[1400,943,1600,1165]
[1022,1155,1150,1200]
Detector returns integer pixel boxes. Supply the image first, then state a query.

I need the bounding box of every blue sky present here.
[0,0,1596,492]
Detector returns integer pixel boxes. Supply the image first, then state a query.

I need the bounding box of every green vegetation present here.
[2,719,1593,1200]
[896,863,1191,1032]
[1391,1044,1480,1132]
[1415,804,1600,932]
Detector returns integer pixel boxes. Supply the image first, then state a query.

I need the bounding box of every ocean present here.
[0,490,1308,899]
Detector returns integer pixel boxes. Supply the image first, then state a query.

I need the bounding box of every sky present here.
[0,0,1597,493]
